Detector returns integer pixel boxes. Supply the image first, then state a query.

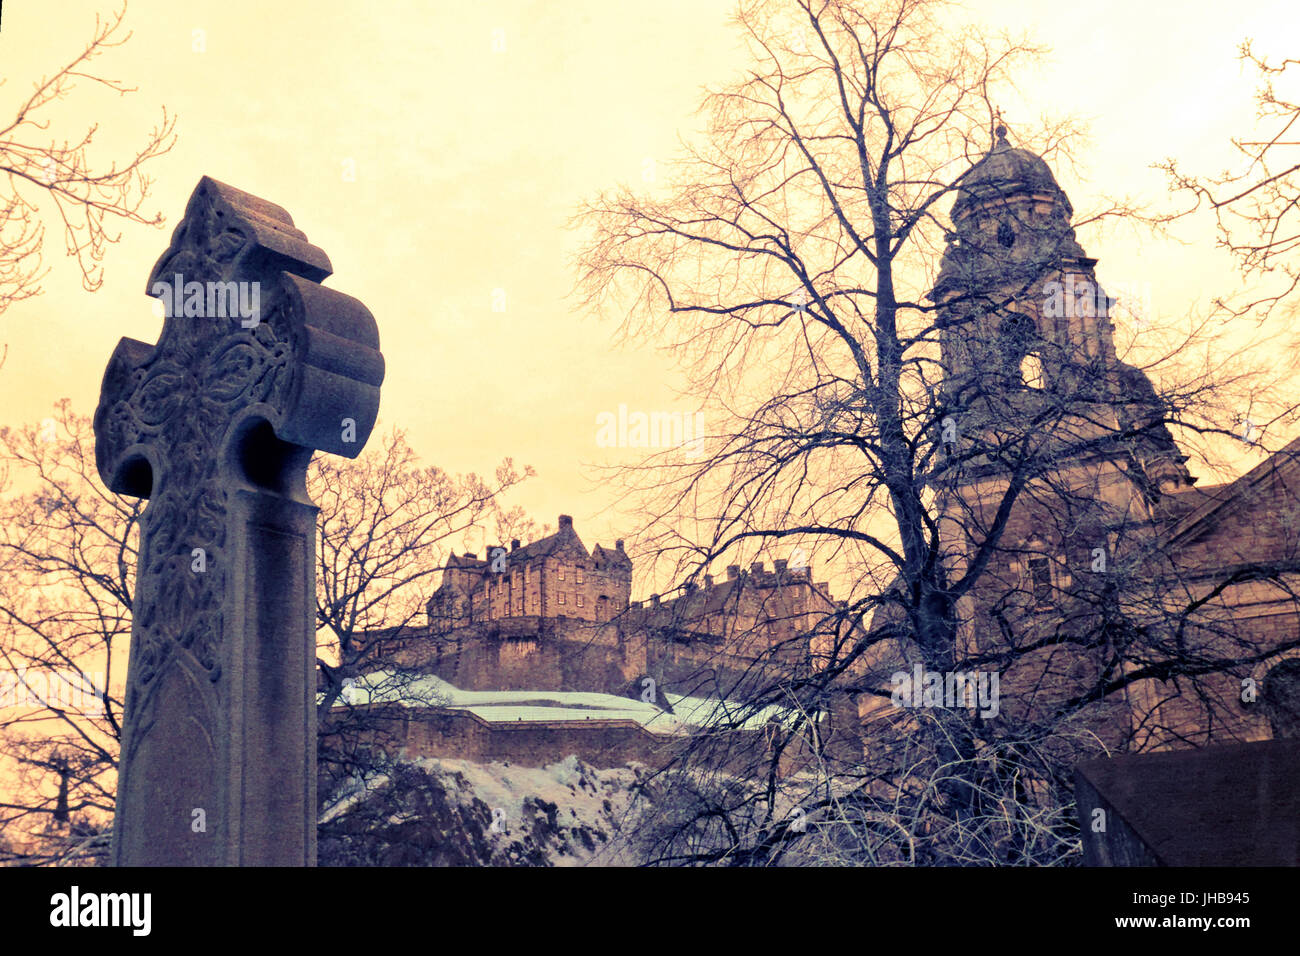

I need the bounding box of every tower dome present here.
[950,124,1073,222]
[931,124,1088,305]
[928,126,1193,496]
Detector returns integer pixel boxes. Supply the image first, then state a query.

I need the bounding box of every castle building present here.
[625,560,845,685]
[426,515,632,630]
[383,513,851,706]
[345,514,860,772]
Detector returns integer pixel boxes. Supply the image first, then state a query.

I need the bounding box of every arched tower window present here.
[998,311,1044,389]
[1020,352,1045,389]
[1019,537,1055,606]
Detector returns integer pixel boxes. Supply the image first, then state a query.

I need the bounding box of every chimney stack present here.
[651,593,660,606]
[511,538,520,551]
[774,559,788,574]
[727,565,741,580]
[704,574,714,587]
[615,539,624,551]
[751,561,765,573]
[559,514,573,530]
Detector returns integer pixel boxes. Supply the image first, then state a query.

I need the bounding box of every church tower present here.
[926,125,1196,735]
[930,123,1193,496]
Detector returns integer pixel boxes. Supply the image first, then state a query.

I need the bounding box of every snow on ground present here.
[319,752,649,866]
[410,754,640,850]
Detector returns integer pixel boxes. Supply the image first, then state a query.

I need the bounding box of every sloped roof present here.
[1075,739,1300,865]
[591,542,632,569]
[432,518,628,602]
[1155,482,1231,525]
[497,525,586,564]
[325,669,791,732]
[1160,434,1300,549]
[628,578,744,628]
[430,552,486,598]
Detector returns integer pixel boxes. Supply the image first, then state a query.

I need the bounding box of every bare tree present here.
[0,406,535,863]
[0,401,134,865]
[1160,43,1300,320]
[576,0,1300,865]
[312,429,535,802]
[0,2,175,318]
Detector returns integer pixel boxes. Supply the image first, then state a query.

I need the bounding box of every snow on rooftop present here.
[320,670,796,732]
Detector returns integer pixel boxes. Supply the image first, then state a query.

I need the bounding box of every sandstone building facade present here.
[909,124,1300,751]
[394,514,845,703]
[427,514,633,628]
[349,518,853,773]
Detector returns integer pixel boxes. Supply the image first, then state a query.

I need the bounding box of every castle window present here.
[999,312,1042,387]
[558,565,565,581]
[558,591,566,605]
[576,567,584,584]
[1026,556,1052,603]
[577,594,584,608]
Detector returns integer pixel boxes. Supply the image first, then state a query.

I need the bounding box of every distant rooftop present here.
[325,670,792,733]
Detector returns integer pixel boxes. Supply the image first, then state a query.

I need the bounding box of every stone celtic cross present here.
[94,177,383,865]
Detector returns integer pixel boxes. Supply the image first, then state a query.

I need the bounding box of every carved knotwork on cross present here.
[94,177,383,866]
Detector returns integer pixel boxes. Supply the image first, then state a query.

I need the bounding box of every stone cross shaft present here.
[94,177,383,866]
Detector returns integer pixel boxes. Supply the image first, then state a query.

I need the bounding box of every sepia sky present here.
[1,0,1296,593]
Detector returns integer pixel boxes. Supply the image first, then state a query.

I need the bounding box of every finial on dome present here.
[993,109,1008,147]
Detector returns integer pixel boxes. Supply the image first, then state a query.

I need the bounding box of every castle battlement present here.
[408,516,851,697]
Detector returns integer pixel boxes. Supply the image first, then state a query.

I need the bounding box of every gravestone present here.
[1075,739,1300,866]
[94,177,384,865]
